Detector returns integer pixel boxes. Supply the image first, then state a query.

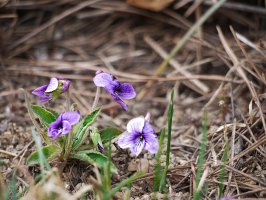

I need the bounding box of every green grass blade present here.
[31,128,52,182]
[159,90,174,193]
[194,111,208,200]
[219,131,229,197]
[153,128,165,192]
[103,172,143,200]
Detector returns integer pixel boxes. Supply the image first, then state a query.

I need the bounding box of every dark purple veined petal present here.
[48,114,63,138]
[61,112,80,125]
[117,131,140,149]
[116,83,136,99]
[126,116,145,134]
[45,78,59,93]
[61,120,72,135]
[111,94,128,111]
[130,138,145,156]
[93,72,114,87]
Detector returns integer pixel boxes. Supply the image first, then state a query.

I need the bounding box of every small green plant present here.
[25,71,160,193]
[24,72,139,172]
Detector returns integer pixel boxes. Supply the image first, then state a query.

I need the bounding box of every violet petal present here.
[127,116,145,134]
[143,122,158,154]
[61,112,80,125]
[93,72,114,88]
[143,133,158,154]
[62,120,71,135]
[48,129,60,138]
[117,131,139,149]
[116,83,136,99]
[45,78,59,93]
[32,85,48,97]
[111,94,128,111]
[130,138,145,156]
[61,79,71,93]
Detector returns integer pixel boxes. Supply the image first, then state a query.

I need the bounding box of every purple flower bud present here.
[32,78,70,103]
[93,71,136,111]
[117,114,158,156]
[97,143,104,153]
[48,112,80,139]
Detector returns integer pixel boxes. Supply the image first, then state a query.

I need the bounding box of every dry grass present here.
[1,0,266,199]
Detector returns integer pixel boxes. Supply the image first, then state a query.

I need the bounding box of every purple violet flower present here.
[32,77,70,103]
[48,112,80,139]
[117,113,158,156]
[219,197,233,200]
[93,71,136,111]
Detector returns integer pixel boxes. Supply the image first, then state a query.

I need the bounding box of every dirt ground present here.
[1,0,266,199]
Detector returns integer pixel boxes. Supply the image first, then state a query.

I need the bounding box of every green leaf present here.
[27,145,60,166]
[153,128,165,192]
[99,127,122,144]
[72,108,101,149]
[71,150,117,173]
[31,105,58,127]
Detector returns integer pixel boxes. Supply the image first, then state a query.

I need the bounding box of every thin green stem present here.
[65,89,71,112]
[156,0,227,75]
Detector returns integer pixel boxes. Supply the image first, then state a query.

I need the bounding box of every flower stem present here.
[65,89,70,112]
[91,87,100,112]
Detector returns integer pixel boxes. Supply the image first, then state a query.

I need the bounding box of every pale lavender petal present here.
[143,132,158,154]
[111,94,128,111]
[116,83,136,99]
[96,70,103,75]
[117,131,139,149]
[61,112,80,125]
[62,120,71,135]
[144,112,151,122]
[142,121,155,135]
[93,72,114,87]
[130,138,145,156]
[32,85,48,97]
[45,78,59,93]
[127,116,145,134]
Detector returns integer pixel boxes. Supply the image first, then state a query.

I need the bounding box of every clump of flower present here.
[32,77,70,103]
[93,71,136,111]
[48,112,80,139]
[117,113,159,156]
[27,72,158,183]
